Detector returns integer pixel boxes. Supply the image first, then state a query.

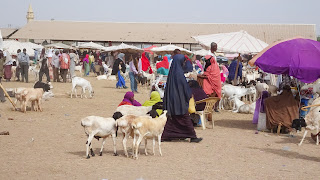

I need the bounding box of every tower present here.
[26,4,34,23]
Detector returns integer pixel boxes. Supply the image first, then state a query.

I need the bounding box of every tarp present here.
[192,30,268,54]
[22,42,43,50]
[44,42,71,49]
[2,40,35,56]
[151,45,192,55]
[77,41,105,50]
[248,38,320,83]
[103,43,143,53]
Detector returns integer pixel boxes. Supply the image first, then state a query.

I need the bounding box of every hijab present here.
[156,56,169,69]
[183,55,193,73]
[83,54,89,63]
[141,52,151,72]
[203,55,222,98]
[143,91,163,116]
[121,91,141,106]
[163,54,192,116]
[195,60,203,71]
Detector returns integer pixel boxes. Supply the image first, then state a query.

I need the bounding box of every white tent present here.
[103,43,143,53]
[77,42,105,50]
[151,45,192,55]
[193,49,213,56]
[44,42,71,49]
[0,30,3,51]
[192,30,268,54]
[22,42,43,50]
[3,40,35,56]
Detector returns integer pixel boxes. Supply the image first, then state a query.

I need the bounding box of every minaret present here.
[26,4,34,23]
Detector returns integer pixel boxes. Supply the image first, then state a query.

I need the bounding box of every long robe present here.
[162,54,197,140]
[202,56,222,98]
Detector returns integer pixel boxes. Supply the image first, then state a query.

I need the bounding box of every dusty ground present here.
[0,74,319,180]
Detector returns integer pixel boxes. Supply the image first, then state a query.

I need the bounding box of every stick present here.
[0,83,18,110]
[233,53,241,85]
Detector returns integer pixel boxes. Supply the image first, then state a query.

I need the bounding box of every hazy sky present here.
[1,0,319,35]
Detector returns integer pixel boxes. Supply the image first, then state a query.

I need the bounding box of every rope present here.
[301,104,320,111]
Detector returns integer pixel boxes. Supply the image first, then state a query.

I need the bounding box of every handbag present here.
[188,96,196,114]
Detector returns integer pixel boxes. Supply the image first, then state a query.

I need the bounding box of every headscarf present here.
[203,55,222,98]
[163,54,192,116]
[143,91,163,116]
[157,67,169,75]
[195,60,203,71]
[117,53,125,62]
[156,56,169,69]
[83,54,89,63]
[141,52,152,73]
[183,55,193,73]
[120,91,141,106]
[204,55,212,72]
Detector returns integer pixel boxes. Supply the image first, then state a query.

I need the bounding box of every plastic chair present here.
[195,97,220,130]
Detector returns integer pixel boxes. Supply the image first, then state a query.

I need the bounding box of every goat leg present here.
[144,138,148,156]
[99,138,106,156]
[298,130,308,146]
[112,133,118,156]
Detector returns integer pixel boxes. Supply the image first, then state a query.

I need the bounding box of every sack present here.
[188,96,196,114]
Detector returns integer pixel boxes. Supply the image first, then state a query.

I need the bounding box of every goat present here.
[229,95,255,114]
[142,71,155,87]
[71,77,94,98]
[81,116,117,159]
[96,74,108,80]
[34,81,50,92]
[268,85,278,96]
[219,84,255,110]
[20,88,44,113]
[115,110,159,158]
[42,91,54,101]
[29,66,40,82]
[255,82,269,98]
[298,97,320,146]
[114,105,154,117]
[14,87,27,110]
[131,111,168,159]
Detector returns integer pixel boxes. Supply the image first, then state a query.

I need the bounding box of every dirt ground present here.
[0,74,319,180]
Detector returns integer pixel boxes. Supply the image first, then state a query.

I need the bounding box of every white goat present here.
[298,98,320,146]
[81,116,117,159]
[219,84,255,110]
[96,74,108,80]
[255,82,269,98]
[131,111,168,159]
[29,66,40,82]
[142,71,155,87]
[115,105,152,117]
[71,77,94,98]
[229,96,256,114]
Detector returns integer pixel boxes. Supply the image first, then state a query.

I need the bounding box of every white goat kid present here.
[131,111,168,160]
[71,77,94,98]
[81,116,118,159]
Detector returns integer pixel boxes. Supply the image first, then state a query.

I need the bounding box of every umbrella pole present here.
[0,83,18,110]
[233,53,241,85]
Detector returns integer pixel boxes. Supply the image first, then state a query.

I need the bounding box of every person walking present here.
[15,49,21,81]
[52,51,60,82]
[18,48,30,83]
[59,49,70,83]
[3,49,13,81]
[38,49,50,82]
[162,52,202,143]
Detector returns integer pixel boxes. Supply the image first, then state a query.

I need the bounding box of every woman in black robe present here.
[162,53,202,143]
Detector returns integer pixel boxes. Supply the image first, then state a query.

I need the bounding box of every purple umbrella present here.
[249,38,320,83]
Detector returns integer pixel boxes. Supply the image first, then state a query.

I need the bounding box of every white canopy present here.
[151,45,192,55]
[193,49,213,56]
[2,40,35,56]
[22,42,43,50]
[77,42,105,50]
[103,43,143,53]
[44,42,71,49]
[192,30,268,54]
